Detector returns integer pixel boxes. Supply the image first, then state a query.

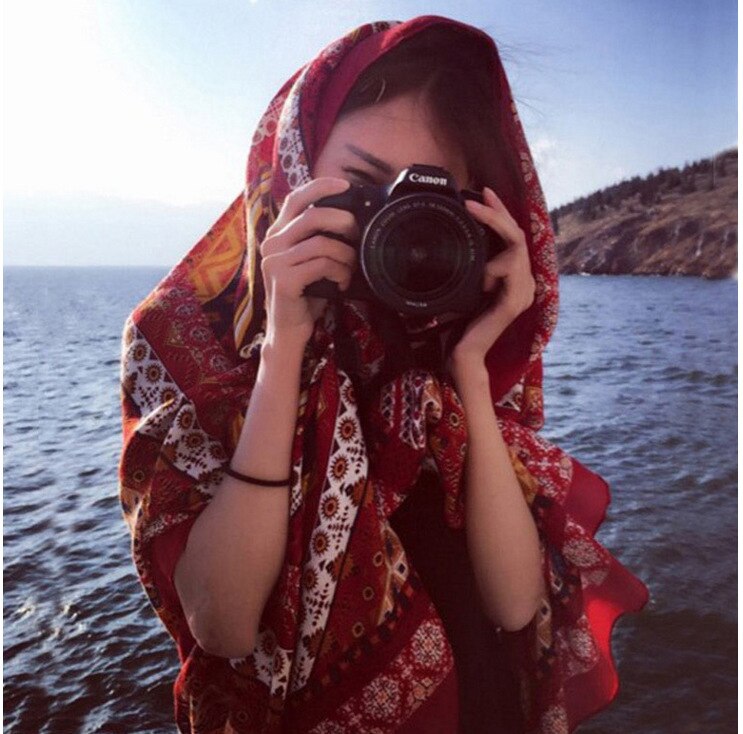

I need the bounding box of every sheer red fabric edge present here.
[150,516,200,664]
[563,457,650,731]
[148,458,651,732]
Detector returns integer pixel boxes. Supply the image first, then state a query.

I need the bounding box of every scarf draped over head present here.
[118,15,649,734]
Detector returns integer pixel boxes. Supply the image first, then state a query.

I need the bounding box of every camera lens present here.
[380,212,463,295]
[361,192,486,316]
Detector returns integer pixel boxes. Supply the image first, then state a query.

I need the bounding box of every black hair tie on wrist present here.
[224,465,291,487]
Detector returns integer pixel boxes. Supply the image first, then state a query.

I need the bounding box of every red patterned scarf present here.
[119,15,649,733]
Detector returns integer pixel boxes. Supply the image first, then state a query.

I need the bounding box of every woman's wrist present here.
[449,347,489,383]
[449,349,489,391]
[250,332,307,414]
[261,329,309,368]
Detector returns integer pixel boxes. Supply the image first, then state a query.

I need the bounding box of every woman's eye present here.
[343,168,378,184]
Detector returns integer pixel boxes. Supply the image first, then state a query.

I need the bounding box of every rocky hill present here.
[550,148,737,278]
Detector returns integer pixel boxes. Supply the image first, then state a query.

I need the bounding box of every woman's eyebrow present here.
[346,144,394,175]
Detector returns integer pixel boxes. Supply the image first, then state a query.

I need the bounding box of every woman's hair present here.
[336,25,521,194]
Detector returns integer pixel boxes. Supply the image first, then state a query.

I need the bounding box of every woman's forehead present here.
[321,92,469,186]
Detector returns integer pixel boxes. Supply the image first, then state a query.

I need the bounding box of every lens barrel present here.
[361,193,487,316]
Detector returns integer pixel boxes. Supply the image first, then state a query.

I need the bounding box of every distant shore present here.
[551,148,737,279]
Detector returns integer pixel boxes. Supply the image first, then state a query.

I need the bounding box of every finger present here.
[262,206,359,257]
[285,257,354,295]
[482,267,503,292]
[267,177,351,237]
[465,188,526,247]
[482,248,522,279]
[483,260,535,294]
[282,235,358,269]
[482,262,536,312]
[481,247,535,295]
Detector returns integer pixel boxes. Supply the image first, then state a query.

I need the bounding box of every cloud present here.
[528,136,563,203]
[530,136,557,163]
[530,136,559,179]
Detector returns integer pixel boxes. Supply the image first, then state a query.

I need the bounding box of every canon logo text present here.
[409,173,447,186]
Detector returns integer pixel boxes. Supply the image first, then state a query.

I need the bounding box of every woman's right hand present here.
[259,177,359,347]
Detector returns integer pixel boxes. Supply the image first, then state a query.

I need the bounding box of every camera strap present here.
[406,315,470,370]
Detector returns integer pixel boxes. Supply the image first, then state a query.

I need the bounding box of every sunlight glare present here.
[4,0,230,204]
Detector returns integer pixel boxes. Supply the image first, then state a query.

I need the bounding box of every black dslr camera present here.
[303,164,505,316]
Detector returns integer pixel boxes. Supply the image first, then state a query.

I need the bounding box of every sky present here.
[2,0,738,266]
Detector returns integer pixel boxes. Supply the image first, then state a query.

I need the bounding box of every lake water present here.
[3,268,737,733]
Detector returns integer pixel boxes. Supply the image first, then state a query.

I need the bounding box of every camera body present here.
[304,164,505,316]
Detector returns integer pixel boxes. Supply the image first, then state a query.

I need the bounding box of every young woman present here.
[118,15,649,733]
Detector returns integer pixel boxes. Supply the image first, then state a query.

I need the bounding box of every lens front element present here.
[381,212,463,295]
[362,194,484,315]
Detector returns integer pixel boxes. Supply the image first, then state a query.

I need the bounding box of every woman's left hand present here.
[448,187,536,371]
